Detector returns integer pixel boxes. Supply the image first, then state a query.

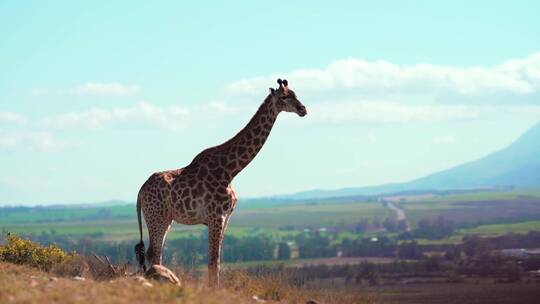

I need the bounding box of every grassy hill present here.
[0,262,274,304]
[0,262,380,304]
[3,222,540,304]
[0,236,374,304]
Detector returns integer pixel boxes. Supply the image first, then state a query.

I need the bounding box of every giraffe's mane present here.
[186,94,273,167]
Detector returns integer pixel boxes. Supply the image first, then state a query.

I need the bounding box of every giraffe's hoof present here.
[145,265,181,287]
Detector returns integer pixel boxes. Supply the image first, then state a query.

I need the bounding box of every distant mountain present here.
[279,121,540,200]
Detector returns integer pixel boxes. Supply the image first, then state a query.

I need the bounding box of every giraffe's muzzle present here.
[297,105,307,117]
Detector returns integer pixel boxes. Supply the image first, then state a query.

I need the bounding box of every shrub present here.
[52,253,88,277]
[87,254,126,280]
[0,234,74,272]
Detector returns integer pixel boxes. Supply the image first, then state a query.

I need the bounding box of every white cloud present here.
[201,101,242,115]
[306,101,480,124]
[280,100,540,125]
[226,53,540,104]
[70,82,140,96]
[39,100,252,131]
[0,111,26,124]
[41,102,190,130]
[32,82,140,97]
[0,131,64,151]
[226,52,540,125]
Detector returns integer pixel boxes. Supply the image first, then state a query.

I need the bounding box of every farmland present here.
[2,189,540,304]
[366,280,540,304]
[1,199,395,242]
[2,189,540,245]
[394,189,540,228]
[459,220,540,236]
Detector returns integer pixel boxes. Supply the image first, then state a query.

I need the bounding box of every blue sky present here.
[1,1,540,205]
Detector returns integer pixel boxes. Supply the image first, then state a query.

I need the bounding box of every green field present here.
[0,199,393,242]
[397,189,540,227]
[2,189,540,245]
[415,189,540,203]
[459,220,540,236]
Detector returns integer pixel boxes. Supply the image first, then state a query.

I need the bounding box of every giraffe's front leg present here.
[208,215,225,287]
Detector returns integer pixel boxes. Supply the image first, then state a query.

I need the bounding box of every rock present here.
[306,300,320,304]
[142,281,154,288]
[29,279,38,288]
[73,276,86,281]
[133,276,147,283]
[252,295,266,302]
[144,265,181,287]
[133,275,153,287]
[49,277,58,282]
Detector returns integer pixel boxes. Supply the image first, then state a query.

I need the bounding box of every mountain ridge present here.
[277,121,540,200]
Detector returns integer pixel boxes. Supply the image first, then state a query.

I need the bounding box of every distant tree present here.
[366,269,380,286]
[296,233,335,258]
[355,219,370,233]
[502,261,523,282]
[398,241,422,259]
[277,242,291,260]
[383,217,398,232]
[397,220,408,232]
[444,245,462,260]
[397,231,413,240]
[423,255,442,272]
[359,262,380,286]
[411,216,455,240]
[462,235,494,257]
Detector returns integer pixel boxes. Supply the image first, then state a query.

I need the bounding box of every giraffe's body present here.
[135,79,306,286]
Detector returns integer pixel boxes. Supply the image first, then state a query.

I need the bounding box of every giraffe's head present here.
[269,79,307,117]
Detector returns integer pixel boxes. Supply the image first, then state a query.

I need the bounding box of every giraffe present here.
[134,79,307,286]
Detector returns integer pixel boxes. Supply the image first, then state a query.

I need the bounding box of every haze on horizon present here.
[1,1,540,205]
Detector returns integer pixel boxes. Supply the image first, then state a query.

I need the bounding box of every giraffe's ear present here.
[269,88,275,95]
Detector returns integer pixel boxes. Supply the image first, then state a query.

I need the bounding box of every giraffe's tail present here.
[135,193,146,272]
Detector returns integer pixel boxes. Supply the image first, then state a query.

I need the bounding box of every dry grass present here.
[222,269,375,304]
[0,235,376,303]
[0,262,375,304]
[0,262,244,304]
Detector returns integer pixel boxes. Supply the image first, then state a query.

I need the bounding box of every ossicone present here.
[277,78,289,94]
[277,78,289,88]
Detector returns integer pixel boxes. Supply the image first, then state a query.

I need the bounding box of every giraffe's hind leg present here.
[147,219,171,265]
[143,208,172,266]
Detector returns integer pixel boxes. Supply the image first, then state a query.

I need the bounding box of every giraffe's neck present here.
[190,96,279,182]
